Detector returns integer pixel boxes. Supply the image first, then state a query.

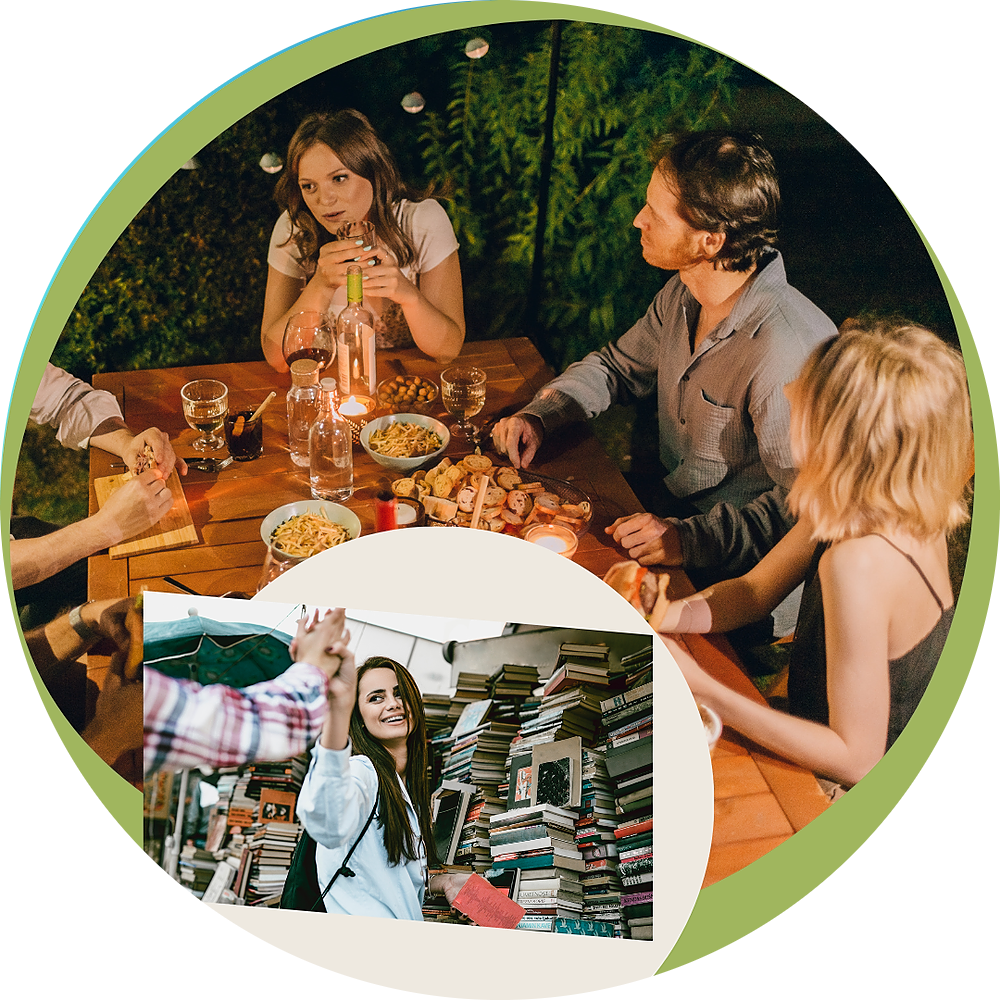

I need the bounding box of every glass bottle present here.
[309,378,353,500]
[286,358,321,467]
[336,264,377,398]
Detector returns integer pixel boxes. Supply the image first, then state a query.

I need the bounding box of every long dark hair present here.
[274,110,422,273]
[348,656,437,867]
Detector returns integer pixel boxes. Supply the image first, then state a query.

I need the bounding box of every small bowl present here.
[360,413,450,473]
[376,375,439,414]
[699,703,723,749]
[260,500,362,552]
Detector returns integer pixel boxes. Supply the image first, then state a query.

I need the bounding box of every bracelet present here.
[68,603,100,645]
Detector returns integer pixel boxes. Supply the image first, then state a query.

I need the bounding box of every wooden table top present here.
[89,336,827,881]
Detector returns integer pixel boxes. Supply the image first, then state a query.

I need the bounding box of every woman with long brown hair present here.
[261,109,465,370]
[297,641,470,918]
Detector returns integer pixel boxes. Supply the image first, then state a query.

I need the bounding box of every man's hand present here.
[292,609,355,704]
[607,512,683,566]
[81,671,144,765]
[94,469,174,546]
[491,413,544,469]
[123,427,187,477]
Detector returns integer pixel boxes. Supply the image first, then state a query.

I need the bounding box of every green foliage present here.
[53,107,285,379]
[419,23,737,369]
[13,423,89,525]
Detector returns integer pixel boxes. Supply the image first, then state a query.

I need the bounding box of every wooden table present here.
[89,337,827,880]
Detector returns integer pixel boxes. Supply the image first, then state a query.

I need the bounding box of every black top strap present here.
[315,792,380,907]
[870,533,945,611]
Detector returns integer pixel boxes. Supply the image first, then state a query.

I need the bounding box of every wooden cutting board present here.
[93,469,199,559]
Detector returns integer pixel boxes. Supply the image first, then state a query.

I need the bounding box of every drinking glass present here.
[335,220,379,264]
[282,311,334,371]
[181,379,228,452]
[440,365,486,440]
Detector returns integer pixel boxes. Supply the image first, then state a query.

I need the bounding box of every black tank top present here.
[787,535,954,751]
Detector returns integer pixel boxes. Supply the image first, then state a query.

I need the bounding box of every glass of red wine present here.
[282,311,334,371]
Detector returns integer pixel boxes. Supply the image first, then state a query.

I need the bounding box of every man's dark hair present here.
[653,131,780,272]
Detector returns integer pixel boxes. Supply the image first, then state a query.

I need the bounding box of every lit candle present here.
[524,523,579,558]
[338,394,374,417]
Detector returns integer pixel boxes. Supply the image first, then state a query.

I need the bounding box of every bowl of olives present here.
[376,375,439,414]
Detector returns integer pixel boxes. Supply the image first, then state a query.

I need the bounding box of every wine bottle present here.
[336,264,377,398]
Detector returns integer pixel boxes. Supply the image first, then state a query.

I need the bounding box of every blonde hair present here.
[787,320,972,542]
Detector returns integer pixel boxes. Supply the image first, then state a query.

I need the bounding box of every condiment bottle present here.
[309,378,353,500]
[336,264,377,398]
[286,358,321,467]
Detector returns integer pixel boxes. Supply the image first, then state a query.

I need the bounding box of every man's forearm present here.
[670,485,795,576]
[10,516,116,590]
[89,423,132,459]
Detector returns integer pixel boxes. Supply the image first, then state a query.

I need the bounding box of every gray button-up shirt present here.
[523,250,836,575]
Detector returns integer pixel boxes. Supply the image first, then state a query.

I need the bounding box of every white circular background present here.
[247,526,712,997]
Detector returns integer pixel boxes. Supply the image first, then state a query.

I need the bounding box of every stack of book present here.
[543,642,613,695]
[608,642,654,688]
[488,664,540,724]
[487,803,589,932]
[178,845,219,897]
[601,680,654,939]
[244,757,308,807]
[422,692,454,736]
[242,821,302,906]
[575,748,624,933]
[447,672,491,724]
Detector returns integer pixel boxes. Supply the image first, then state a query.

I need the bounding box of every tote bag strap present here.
[314,791,380,909]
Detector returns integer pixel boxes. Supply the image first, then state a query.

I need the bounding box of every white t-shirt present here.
[267,198,459,348]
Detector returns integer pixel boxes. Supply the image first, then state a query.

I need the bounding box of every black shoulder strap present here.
[870,533,945,611]
[314,791,380,909]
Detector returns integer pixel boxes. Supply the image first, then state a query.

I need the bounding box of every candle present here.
[395,504,418,526]
[524,523,579,558]
[339,394,373,417]
[375,490,397,532]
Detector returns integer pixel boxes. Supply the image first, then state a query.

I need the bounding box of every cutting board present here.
[93,469,199,559]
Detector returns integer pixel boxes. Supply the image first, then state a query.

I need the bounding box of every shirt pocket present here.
[691,390,738,464]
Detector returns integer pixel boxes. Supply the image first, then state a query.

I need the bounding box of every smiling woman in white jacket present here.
[297,647,470,918]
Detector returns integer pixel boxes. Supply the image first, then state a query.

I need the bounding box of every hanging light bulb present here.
[259,152,284,174]
[401,92,426,114]
[178,158,199,170]
[464,37,489,59]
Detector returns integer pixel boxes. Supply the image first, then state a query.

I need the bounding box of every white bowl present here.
[260,500,362,554]
[699,703,723,749]
[359,413,450,472]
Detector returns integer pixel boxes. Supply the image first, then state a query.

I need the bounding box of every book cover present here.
[531,737,583,808]
[451,873,526,929]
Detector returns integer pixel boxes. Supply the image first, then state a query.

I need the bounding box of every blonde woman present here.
[617,321,972,788]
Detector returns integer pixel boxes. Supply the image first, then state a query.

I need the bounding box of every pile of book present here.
[488,664,539,724]
[600,677,654,939]
[239,821,302,906]
[178,844,219,897]
[487,803,588,933]
[608,643,654,688]
[422,692,453,737]
[575,748,624,933]
[446,671,491,725]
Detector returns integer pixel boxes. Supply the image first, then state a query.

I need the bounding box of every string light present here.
[259,152,283,174]
[401,92,426,114]
[464,38,489,59]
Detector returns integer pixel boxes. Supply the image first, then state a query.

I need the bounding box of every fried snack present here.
[368,421,443,458]
[132,442,156,475]
[270,513,352,557]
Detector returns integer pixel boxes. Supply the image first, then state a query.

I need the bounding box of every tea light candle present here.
[524,523,579,558]
[339,394,375,418]
[395,503,419,526]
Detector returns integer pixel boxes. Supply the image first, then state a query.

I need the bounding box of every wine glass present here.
[440,365,486,440]
[181,379,228,452]
[282,311,334,371]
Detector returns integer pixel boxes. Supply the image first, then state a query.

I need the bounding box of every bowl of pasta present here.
[359,413,450,472]
[260,501,362,557]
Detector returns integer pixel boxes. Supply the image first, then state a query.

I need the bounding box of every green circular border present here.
[2,0,995,978]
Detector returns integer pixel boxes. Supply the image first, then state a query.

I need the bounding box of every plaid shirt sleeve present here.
[143,663,328,776]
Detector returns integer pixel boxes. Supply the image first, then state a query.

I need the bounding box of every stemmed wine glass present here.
[440,365,486,441]
[181,379,228,452]
[282,311,334,371]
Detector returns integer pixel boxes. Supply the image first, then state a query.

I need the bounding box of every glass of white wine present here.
[440,365,486,440]
[181,379,228,451]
